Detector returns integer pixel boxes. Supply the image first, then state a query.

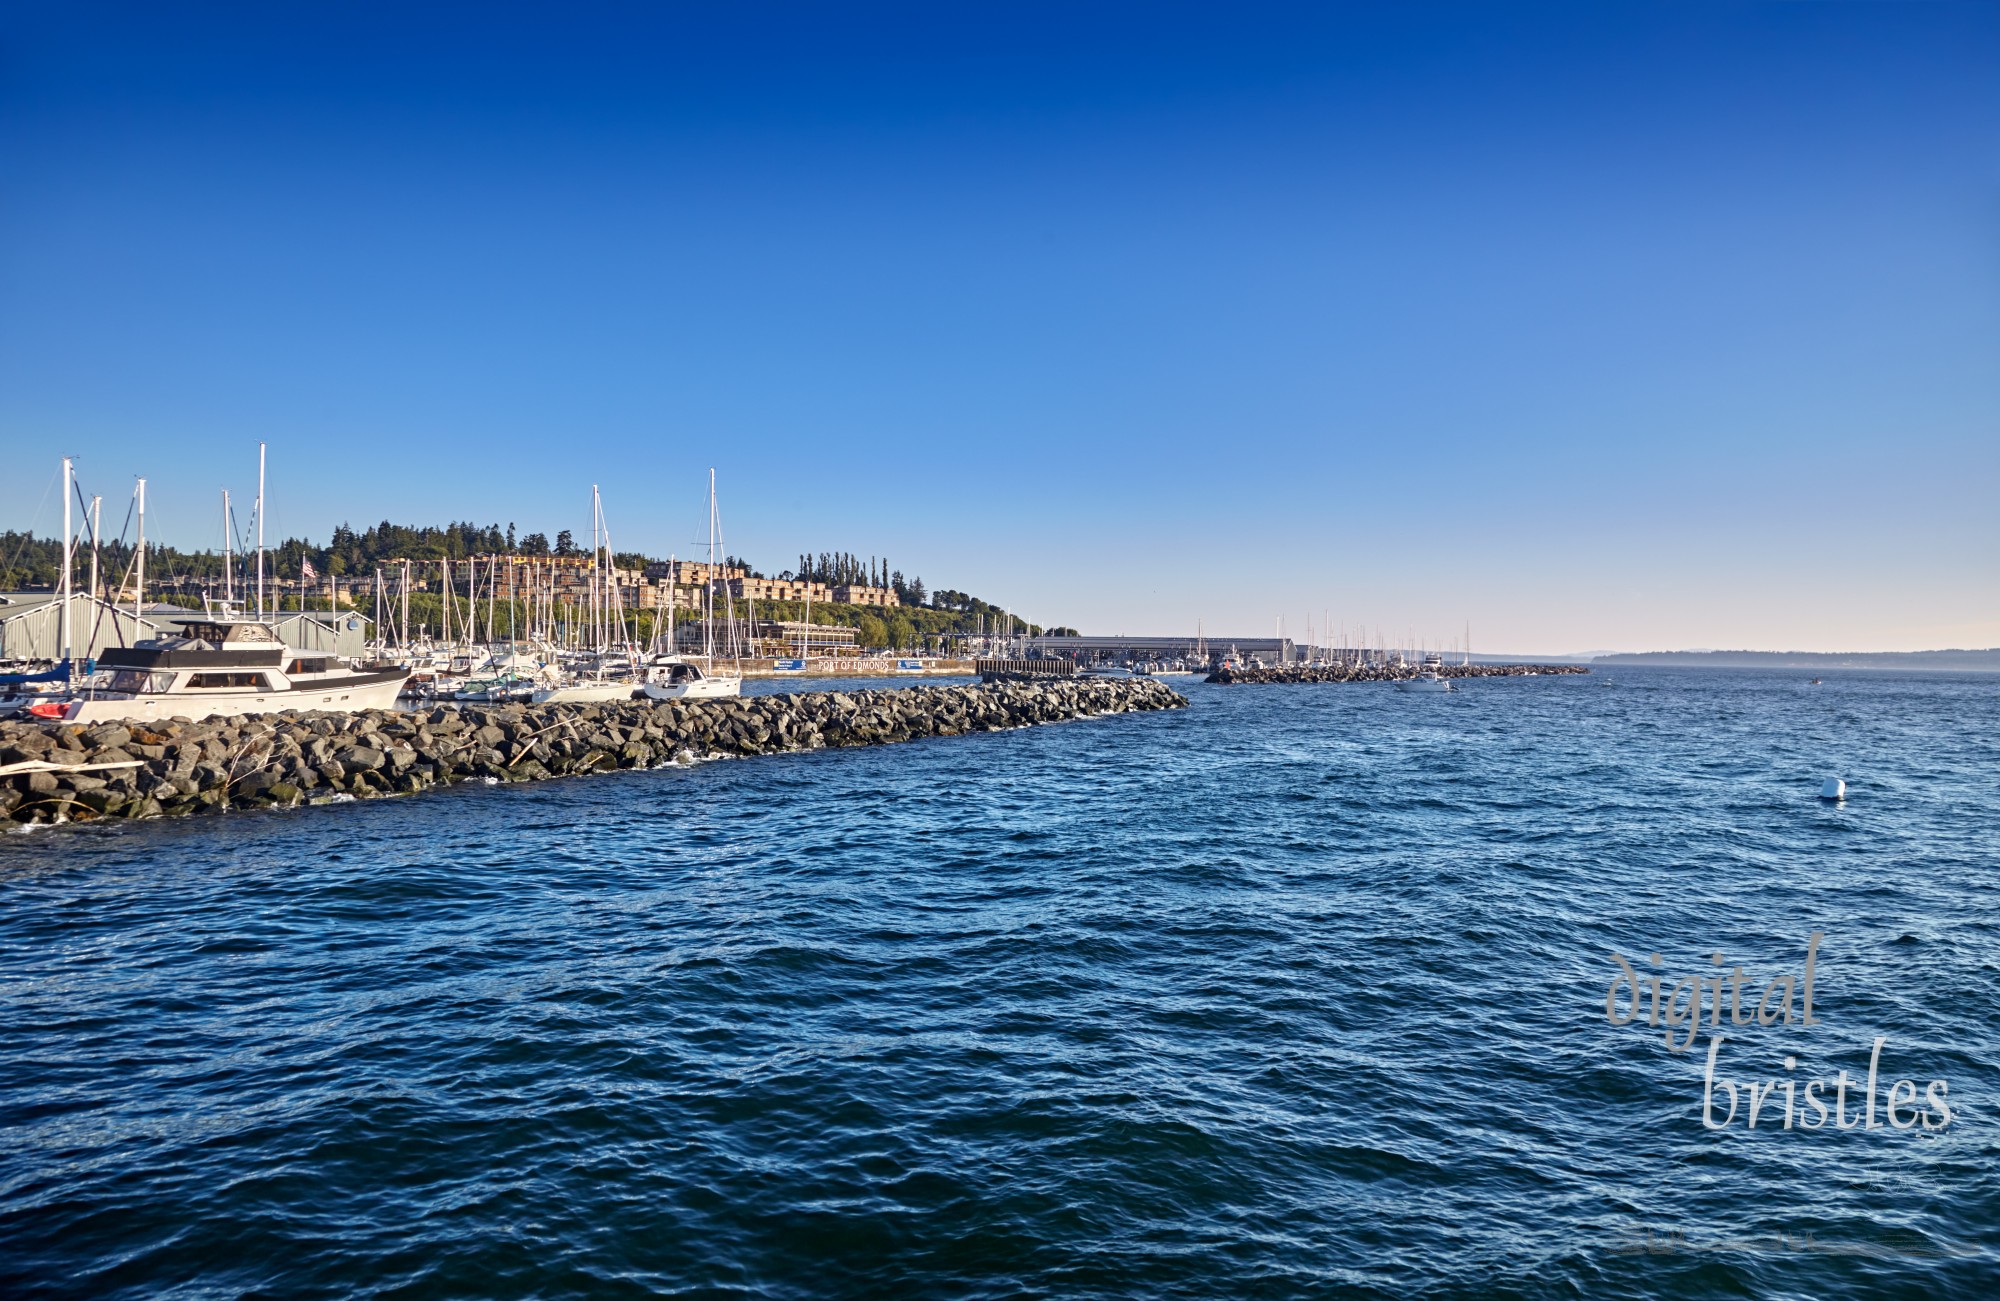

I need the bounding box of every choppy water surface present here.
[2,669,1995,1298]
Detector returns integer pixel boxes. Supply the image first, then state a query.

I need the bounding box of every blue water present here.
[3,669,1995,1298]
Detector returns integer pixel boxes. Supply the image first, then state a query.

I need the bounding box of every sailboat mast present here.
[255,441,266,621]
[704,471,716,662]
[134,479,147,625]
[89,496,101,609]
[588,487,599,652]
[60,458,72,665]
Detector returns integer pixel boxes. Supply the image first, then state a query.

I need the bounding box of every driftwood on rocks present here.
[1,678,1187,826]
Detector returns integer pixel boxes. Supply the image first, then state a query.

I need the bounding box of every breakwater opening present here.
[1207,663,1590,684]
[0,678,1187,826]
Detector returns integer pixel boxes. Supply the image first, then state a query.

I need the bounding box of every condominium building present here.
[829,584,900,608]
[726,577,832,604]
[645,560,746,587]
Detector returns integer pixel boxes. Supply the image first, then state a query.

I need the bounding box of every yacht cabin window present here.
[108,670,177,694]
[185,672,273,690]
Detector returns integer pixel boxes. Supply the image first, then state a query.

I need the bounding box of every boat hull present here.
[643,677,741,700]
[529,681,643,705]
[48,668,412,724]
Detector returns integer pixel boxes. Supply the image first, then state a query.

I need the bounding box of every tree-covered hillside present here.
[1,523,1075,648]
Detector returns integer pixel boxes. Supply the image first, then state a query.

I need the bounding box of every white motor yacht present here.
[1397,655,1454,693]
[29,612,410,724]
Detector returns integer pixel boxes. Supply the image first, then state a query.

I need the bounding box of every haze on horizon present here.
[2,3,1994,655]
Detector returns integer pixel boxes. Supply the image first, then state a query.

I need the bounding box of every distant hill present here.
[1590,649,2000,672]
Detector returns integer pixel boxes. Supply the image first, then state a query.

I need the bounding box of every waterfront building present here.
[0,594,368,663]
[829,583,900,608]
[671,619,862,657]
[726,576,833,604]
[0,594,172,663]
[743,620,862,657]
[645,560,745,587]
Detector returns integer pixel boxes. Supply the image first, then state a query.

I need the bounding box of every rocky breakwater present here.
[1207,663,1589,684]
[0,678,1186,826]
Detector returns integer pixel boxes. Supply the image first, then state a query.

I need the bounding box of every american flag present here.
[301,558,318,582]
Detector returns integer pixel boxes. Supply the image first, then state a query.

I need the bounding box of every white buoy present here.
[1820,778,1846,802]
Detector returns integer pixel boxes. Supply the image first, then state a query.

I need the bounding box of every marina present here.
[2,456,1012,724]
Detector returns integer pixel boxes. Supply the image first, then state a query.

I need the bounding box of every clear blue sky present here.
[3,2,1995,651]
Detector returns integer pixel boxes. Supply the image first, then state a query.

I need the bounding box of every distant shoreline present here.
[1586,649,2000,672]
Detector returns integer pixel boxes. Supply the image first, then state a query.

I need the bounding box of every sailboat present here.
[645,469,742,701]
[532,486,646,704]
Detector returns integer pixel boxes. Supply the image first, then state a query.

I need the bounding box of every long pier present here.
[1207,662,1589,684]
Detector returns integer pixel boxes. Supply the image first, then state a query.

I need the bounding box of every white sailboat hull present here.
[643,676,741,700]
[529,680,642,705]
